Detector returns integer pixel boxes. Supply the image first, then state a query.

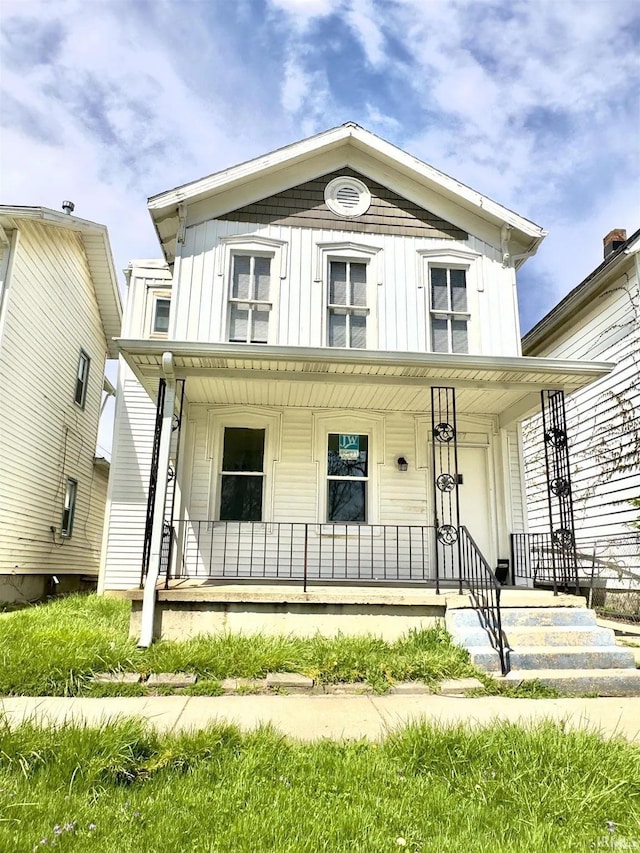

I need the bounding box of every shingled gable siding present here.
[219,168,468,240]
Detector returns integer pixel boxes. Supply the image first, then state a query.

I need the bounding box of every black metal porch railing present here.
[459,525,508,675]
[164,521,437,589]
[511,531,640,592]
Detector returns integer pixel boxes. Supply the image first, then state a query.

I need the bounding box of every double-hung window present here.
[228,254,271,344]
[61,478,77,537]
[326,433,368,522]
[74,350,90,408]
[328,261,368,348]
[219,428,265,521]
[430,267,469,353]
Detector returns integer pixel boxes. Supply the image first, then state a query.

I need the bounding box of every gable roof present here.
[523,226,640,354]
[0,206,123,357]
[148,122,546,267]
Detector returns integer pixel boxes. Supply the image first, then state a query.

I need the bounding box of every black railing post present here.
[303,523,308,592]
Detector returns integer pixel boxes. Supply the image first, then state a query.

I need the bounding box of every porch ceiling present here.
[116,340,614,425]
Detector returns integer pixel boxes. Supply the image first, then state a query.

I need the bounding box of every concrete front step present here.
[452,626,616,649]
[508,646,636,671]
[494,669,640,697]
[449,607,599,629]
[503,627,616,647]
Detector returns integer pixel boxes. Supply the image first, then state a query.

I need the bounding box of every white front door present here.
[456,444,494,565]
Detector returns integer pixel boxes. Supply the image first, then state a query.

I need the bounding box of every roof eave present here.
[523,227,640,354]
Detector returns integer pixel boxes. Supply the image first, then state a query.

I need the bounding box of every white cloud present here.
[346,0,386,67]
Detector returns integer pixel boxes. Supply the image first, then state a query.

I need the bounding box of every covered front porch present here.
[111,340,611,654]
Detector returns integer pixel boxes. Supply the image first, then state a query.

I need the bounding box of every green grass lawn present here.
[0,718,638,852]
[0,594,484,696]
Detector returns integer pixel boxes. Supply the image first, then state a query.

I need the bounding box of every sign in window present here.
[327,433,368,522]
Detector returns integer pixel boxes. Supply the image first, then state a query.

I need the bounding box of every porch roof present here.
[116,339,614,426]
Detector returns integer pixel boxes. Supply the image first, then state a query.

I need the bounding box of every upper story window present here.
[153,296,170,334]
[228,254,271,344]
[328,261,368,348]
[74,350,90,408]
[430,267,469,353]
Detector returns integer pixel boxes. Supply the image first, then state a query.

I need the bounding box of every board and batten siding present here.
[0,220,109,574]
[171,219,519,357]
[523,270,640,536]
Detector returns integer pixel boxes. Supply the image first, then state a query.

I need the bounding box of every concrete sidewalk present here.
[2,695,640,742]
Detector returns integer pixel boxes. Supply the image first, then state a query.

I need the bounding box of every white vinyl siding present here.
[523,269,640,537]
[0,220,109,575]
[100,364,157,590]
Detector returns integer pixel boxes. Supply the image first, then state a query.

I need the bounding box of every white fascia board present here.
[147,125,545,247]
[115,338,613,382]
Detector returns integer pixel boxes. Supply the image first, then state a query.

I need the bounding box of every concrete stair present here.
[445,593,640,696]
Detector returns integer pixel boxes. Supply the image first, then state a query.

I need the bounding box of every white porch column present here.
[138,353,176,648]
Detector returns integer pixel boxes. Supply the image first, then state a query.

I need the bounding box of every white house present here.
[522,227,640,584]
[0,205,122,602]
[98,124,613,641]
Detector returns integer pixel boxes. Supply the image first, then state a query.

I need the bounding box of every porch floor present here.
[121,580,584,610]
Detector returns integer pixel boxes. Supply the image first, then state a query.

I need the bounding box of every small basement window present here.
[61,479,77,538]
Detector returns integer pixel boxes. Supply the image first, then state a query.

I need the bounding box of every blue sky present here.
[2,0,639,339]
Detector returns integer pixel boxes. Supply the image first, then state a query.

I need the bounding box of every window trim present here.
[61,478,78,538]
[74,349,90,409]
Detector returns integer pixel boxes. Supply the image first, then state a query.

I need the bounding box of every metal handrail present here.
[459,525,508,675]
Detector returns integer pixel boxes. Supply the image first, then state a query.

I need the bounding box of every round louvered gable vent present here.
[324,176,371,217]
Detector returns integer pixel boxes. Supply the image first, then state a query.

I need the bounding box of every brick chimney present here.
[603,228,627,258]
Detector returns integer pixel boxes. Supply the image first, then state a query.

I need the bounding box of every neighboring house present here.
[522,227,640,581]
[0,205,122,602]
[98,123,611,637]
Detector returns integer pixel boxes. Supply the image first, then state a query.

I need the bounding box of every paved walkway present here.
[2,695,640,742]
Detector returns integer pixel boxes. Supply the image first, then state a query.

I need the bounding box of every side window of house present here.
[430,267,469,353]
[219,428,265,521]
[328,261,368,348]
[152,295,171,335]
[326,433,368,522]
[61,478,77,537]
[228,254,271,344]
[74,350,90,408]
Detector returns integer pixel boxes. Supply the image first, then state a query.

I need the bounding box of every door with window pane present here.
[328,261,368,348]
[219,428,265,521]
[326,433,368,522]
[228,255,271,343]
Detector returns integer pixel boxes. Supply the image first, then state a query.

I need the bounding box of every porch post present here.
[139,354,177,647]
[540,389,578,594]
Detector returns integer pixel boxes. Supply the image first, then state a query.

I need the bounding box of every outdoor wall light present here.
[396,456,409,472]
